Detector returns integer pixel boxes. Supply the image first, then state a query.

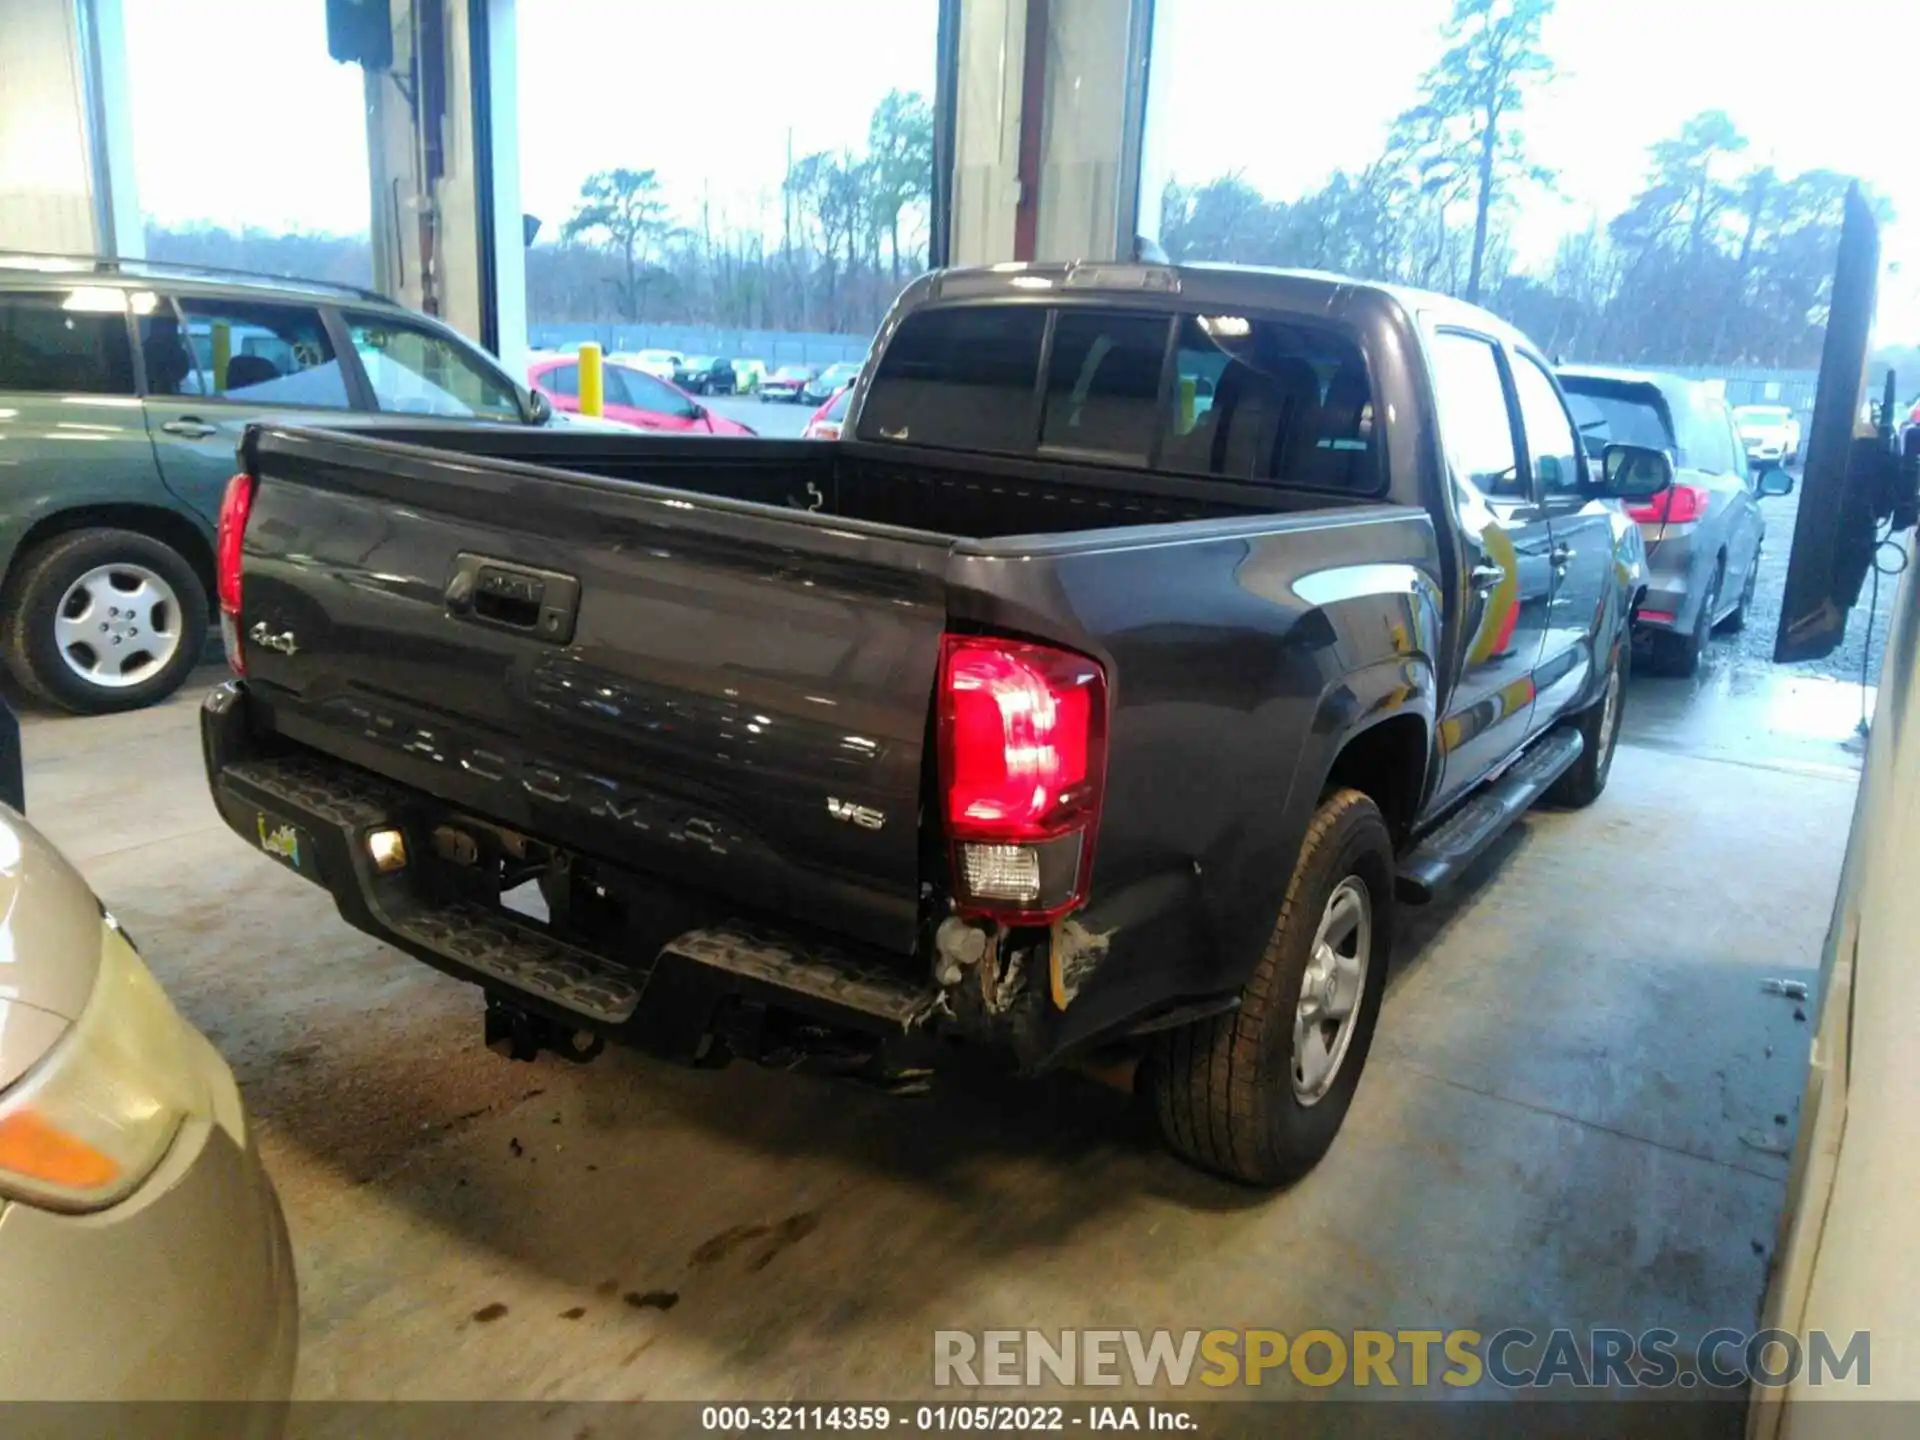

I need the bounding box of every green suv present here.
[0,255,556,713]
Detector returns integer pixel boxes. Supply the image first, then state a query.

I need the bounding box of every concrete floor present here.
[13,657,1862,1416]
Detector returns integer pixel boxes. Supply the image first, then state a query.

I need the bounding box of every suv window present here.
[345,312,523,421]
[1561,382,1673,459]
[1680,391,1738,475]
[1725,407,1756,486]
[1510,354,1583,495]
[1040,311,1168,460]
[858,306,1047,452]
[0,289,135,394]
[1162,314,1377,490]
[1430,332,1523,499]
[147,297,348,407]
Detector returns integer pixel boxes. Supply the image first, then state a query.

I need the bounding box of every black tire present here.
[1544,638,1627,808]
[1646,557,1722,678]
[1,528,209,715]
[1717,546,1759,634]
[1143,788,1394,1187]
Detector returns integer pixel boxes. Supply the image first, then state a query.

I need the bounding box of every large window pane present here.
[519,0,942,403]
[124,0,373,287]
[1137,0,1915,382]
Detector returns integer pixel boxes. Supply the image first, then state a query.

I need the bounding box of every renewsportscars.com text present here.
[933,1327,1870,1391]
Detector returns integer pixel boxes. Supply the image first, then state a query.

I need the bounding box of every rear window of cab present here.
[857,304,1381,495]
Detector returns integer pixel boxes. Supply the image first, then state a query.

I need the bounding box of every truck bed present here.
[339,422,1362,538]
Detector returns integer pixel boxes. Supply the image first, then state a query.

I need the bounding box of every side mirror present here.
[1754,462,1796,498]
[525,387,553,426]
[1597,442,1674,501]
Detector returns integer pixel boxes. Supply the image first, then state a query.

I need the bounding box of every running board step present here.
[390,900,650,1024]
[1396,727,1584,903]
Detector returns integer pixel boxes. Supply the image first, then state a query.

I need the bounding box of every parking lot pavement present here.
[708,393,813,438]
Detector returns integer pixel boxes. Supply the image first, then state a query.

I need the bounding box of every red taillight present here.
[1627,483,1709,525]
[216,471,256,674]
[937,635,1108,924]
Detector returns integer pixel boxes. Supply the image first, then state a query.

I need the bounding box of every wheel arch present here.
[2,504,216,606]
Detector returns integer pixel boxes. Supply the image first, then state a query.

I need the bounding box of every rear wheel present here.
[1647,557,1722,678]
[1717,546,1760,634]
[1144,789,1393,1187]
[1,528,208,714]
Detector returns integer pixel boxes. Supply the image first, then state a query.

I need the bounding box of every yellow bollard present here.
[212,322,231,394]
[578,342,604,417]
[1178,374,1197,434]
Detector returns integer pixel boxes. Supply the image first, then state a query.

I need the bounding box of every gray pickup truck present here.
[201,264,1663,1185]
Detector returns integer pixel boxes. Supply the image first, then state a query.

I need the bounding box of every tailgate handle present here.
[446,554,580,643]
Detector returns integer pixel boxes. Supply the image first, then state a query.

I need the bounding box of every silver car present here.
[1560,367,1781,677]
[0,795,297,1401]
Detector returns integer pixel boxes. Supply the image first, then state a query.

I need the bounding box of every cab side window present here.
[0,290,135,395]
[1429,332,1523,499]
[1511,354,1584,496]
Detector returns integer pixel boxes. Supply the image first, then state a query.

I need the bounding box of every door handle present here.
[445,553,580,644]
[1470,562,1506,591]
[1550,544,1574,568]
[161,418,218,439]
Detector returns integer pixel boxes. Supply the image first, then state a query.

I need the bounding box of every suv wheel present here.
[1143,788,1393,1186]
[1717,547,1759,634]
[1647,558,1722,678]
[2,528,209,714]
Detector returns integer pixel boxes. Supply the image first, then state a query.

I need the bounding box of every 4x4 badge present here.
[248,622,298,656]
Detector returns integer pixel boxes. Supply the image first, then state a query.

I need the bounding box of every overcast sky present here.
[123,0,1916,341]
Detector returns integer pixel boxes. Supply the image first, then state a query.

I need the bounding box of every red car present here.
[528,357,755,435]
[802,386,853,440]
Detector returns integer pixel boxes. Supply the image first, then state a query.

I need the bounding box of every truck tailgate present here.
[237,426,950,953]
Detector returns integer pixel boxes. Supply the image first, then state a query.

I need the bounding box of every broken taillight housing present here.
[937,634,1109,925]
[216,471,256,676]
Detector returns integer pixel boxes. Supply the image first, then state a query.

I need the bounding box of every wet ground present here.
[1709,484,1903,692]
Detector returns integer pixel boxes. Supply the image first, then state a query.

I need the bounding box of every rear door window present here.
[857,306,1047,453]
[1430,332,1524,499]
[1510,354,1584,497]
[149,297,348,408]
[0,289,135,394]
[1161,314,1378,491]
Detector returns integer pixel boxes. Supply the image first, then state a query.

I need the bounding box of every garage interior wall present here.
[948,0,1152,268]
[0,0,139,256]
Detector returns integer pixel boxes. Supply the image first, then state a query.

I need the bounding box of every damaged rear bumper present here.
[202,682,957,1058]
[205,682,1181,1070]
